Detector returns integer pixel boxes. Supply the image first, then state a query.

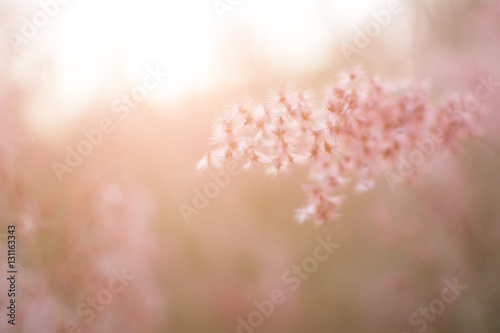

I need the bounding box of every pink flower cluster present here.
[199,68,479,225]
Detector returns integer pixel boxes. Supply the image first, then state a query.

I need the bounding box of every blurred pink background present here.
[0,0,499,332]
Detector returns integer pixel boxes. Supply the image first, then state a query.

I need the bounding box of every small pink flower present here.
[200,68,480,225]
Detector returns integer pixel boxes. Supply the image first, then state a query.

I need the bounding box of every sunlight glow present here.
[39,0,380,123]
[53,0,214,107]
